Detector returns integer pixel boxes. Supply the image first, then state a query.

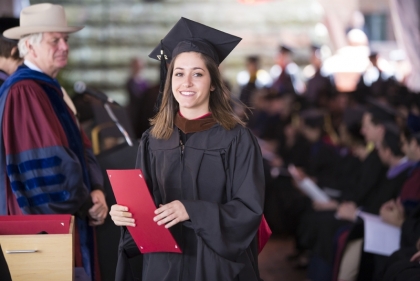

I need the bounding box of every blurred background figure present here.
[270,45,305,96]
[237,55,272,107]
[125,57,151,139]
[304,44,333,107]
[0,17,21,86]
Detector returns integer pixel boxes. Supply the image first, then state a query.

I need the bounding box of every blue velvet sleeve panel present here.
[6,145,90,215]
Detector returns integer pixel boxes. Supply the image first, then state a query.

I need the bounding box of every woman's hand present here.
[109,204,135,227]
[154,200,189,228]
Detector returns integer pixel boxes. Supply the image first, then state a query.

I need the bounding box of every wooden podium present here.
[0,215,74,281]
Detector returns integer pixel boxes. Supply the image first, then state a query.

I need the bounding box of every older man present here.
[0,4,107,280]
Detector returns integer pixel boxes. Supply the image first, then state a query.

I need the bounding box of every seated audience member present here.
[336,126,415,281]
[298,103,396,281]
[378,117,420,281]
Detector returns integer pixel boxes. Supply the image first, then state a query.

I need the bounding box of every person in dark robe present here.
[270,45,304,96]
[125,57,151,139]
[0,17,21,86]
[0,4,108,280]
[305,45,333,106]
[280,109,340,266]
[334,126,415,281]
[238,55,259,107]
[377,120,420,281]
[109,17,265,281]
[298,103,397,281]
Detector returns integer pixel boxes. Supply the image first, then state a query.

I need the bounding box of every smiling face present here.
[27,32,69,78]
[171,52,215,119]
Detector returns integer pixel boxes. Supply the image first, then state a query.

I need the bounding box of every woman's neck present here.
[179,109,210,120]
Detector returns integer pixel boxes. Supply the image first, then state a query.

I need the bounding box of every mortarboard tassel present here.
[154,41,168,113]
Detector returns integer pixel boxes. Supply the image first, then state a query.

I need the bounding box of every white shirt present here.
[24,60,43,73]
[23,60,77,115]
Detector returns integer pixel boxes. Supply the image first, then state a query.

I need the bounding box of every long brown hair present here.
[150,52,245,139]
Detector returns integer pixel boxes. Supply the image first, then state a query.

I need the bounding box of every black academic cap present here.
[300,109,325,128]
[149,17,241,65]
[246,55,259,64]
[0,17,19,42]
[369,51,378,59]
[310,44,321,51]
[366,98,397,124]
[279,44,293,54]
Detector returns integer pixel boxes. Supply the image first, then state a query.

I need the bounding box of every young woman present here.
[110,18,265,281]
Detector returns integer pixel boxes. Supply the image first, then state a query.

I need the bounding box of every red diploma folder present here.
[107,169,182,254]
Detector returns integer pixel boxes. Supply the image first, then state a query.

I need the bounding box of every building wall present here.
[30,0,325,103]
[16,0,394,103]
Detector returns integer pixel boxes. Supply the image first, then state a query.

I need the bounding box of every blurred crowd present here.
[226,33,420,281]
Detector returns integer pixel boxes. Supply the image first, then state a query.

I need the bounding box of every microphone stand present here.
[103,103,133,147]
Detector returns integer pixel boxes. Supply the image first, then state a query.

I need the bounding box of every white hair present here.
[18,33,43,58]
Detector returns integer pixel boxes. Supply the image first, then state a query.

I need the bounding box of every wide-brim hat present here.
[3,3,83,40]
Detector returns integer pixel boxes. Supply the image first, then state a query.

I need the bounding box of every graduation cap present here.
[369,50,379,59]
[279,44,293,54]
[0,17,19,42]
[149,17,241,65]
[310,44,321,51]
[300,109,325,129]
[366,98,397,124]
[149,17,241,111]
[246,55,259,64]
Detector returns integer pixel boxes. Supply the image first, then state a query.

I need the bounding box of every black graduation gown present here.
[239,81,257,108]
[341,149,387,203]
[0,245,11,281]
[306,161,410,281]
[305,69,332,106]
[298,150,387,268]
[271,69,296,96]
[116,124,265,281]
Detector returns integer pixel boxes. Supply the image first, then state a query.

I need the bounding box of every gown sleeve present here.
[3,81,90,215]
[181,128,265,261]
